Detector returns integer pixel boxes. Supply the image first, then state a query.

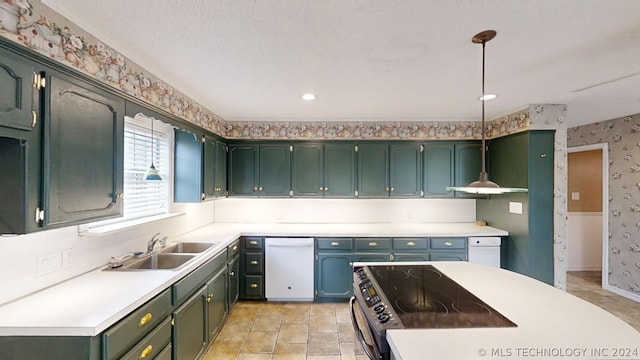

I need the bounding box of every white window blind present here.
[123,117,170,219]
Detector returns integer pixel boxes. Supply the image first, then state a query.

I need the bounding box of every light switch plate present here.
[571,192,580,200]
[509,201,523,215]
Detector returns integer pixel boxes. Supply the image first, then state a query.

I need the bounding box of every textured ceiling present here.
[42,0,640,127]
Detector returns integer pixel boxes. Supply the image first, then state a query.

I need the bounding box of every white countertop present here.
[0,222,505,337]
[386,262,640,360]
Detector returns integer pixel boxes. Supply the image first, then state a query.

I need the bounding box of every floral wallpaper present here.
[528,104,569,290]
[0,0,531,141]
[568,114,640,297]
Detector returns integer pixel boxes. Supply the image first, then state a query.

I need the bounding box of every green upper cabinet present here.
[214,140,227,197]
[389,144,421,197]
[228,143,290,197]
[454,142,483,198]
[0,48,38,131]
[259,144,291,196]
[291,143,323,197]
[228,145,258,196]
[357,143,389,198]
[174,129,203,202]
[423,143,454,197]
[44,70,124,227]
[202,135,216,200]
[324,143,357,197]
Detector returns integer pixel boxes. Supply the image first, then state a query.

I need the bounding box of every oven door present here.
[349,296,384,360]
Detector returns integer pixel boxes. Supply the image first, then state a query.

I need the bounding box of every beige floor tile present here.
[241,331,278,353]
[310,314,337,332]
[260,302,286,315]
[310,302,335,315]
[338,322,355,343]
[274,342,307,354]
[277,324,309,343]
[230,303,261,321]
[203,340,243,360]
[215,320,253,341]
[252,314,283,332]
[307,356,341,360]
[285,302,312,309]
[272,354,306,360]
[335,305,351,324]
[308,332,340,355]
[283,307,310,324]
[237,354,273,360]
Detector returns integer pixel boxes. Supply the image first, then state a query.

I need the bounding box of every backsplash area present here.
[214,198,476,223]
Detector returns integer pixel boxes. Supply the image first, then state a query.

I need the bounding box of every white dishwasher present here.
[265,237,314,301]
[468,237,502,268]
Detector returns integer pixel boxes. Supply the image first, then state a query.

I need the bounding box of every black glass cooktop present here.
[368,264,517,328]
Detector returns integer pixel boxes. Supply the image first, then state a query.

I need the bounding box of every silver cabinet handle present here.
[250,283,258,288]
[250,260,258,265]
[331,242,340,246]
[258,186,263,191]
[407,241,415,247]
[368,242,378,247]
[444,241,453,246]
[249,240,258,245]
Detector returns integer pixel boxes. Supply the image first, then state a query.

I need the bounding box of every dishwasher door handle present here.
[266,243,313,248]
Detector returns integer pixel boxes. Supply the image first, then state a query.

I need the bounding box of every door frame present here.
[567,143,608,289]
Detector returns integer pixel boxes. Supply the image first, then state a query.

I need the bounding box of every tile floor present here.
[204,301,367,360]
[567,271,640,331]
[204,273,640,359]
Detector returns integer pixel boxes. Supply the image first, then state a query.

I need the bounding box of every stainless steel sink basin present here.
[117,253,195,270]
[160,242,214,254]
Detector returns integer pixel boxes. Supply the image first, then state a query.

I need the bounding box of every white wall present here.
[214,198,476,223]
[567,212,603,271]
[0,201,215,305]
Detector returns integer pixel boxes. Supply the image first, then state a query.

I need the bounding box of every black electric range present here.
[351,264,516,360]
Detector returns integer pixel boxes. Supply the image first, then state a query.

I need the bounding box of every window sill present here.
[78,213,185,236]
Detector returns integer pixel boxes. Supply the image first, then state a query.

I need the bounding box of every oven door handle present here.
[349,296,383,360]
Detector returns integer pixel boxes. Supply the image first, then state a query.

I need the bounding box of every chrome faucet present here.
[146,232,167,254]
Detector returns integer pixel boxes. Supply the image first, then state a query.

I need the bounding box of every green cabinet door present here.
[357,143,389,198]
[214,140,227,197]
[454,142,482,198]
[423,143,454,197]
[228,145,258,196]
[316,252,354,298]
[292,143,323,197]
[45,71,124,227]
[389,143,421,197]
[0,48,37,131]
[206,267,228,343]
[259,144,291,196]
[172,285,207,360]
[228,255,239,310]
[324,143,356,197]
[174,129,203,202]
[202,135,216,200]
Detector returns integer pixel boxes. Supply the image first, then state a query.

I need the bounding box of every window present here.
[122,114,172,219]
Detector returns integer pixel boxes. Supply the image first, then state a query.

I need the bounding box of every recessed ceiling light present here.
[301,93,316,101]
[479,93,497,101]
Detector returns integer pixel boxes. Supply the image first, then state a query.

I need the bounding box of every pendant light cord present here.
[480,39,487,178]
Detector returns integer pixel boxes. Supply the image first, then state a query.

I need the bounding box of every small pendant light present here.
[447,30,527,194]
[144,115,162,181]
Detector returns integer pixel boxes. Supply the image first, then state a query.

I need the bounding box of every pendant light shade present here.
[144,115,162,181]
[447,30,527,195]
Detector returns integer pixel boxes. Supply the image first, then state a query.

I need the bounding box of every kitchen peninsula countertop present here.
[0,222,505,336]
[387,262,640,360]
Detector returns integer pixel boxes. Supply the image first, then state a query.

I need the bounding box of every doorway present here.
[567,144,608,289]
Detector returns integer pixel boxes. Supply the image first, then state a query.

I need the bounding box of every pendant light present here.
[144,115,162,181]
[447,30,527,194]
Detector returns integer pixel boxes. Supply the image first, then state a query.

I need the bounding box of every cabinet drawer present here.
[244,253,263,274]
[103,288,172,360]
[243,237,264,250]
[173,250,227,305]
[243,275,264,297]
[430,237,466,250]
[429,252,467,261]
[120,316,171,360]
[155,343,172,360]
[355,238,392,250]
[394,253,429,262]
[317,238,352,250]
[228,239,240,259]
[393,238,428,250]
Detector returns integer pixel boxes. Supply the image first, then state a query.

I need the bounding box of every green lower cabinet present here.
[394,253,429,262]
[228,255,239,311]
[354,253,391,262]
[173,285,208,360]
[429,252,467,261]
[206,267,228,343]
[315,252,353,299]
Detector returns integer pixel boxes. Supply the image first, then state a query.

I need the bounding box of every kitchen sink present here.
[112,253,196,270]
[160,242,215,254]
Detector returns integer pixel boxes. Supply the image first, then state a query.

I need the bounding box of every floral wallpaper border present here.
[0,0,531,141]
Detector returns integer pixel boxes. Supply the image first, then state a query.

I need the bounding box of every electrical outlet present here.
[37,252,61,276]
[62,248,74,269]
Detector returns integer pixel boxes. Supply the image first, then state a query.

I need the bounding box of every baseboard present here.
[567,266,602,272]
[605,284,640,303]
